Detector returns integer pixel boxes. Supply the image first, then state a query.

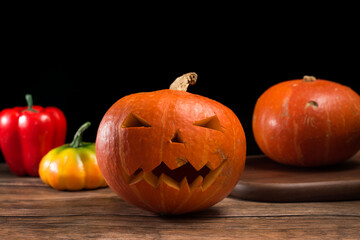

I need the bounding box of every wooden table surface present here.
[0,163,359,240]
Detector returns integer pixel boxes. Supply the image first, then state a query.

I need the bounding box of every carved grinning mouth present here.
[120,112,227,190]
[152,161,210,184]
[123,159,227,191]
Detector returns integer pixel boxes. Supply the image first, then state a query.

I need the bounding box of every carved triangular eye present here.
[121,113,151,128]
[193,115,223,132]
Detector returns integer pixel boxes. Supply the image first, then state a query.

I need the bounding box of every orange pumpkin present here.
[95,73,246,214]
[253,76,360,167]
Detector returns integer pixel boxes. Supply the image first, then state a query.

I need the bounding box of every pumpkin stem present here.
[169,72,198,91]
[70,122,91,148]
[303,75,317,82]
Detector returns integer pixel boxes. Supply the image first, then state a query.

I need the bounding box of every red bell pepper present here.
[0,94,67,176]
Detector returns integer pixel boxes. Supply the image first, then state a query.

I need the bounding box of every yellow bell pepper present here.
[39,122,107,190]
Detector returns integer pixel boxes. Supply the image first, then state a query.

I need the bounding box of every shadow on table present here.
[157,206,223,220]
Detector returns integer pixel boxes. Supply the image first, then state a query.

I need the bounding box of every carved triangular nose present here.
[170,130,184,144]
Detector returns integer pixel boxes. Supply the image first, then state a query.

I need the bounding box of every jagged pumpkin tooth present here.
[190,175,203,190]
[129,171,144,185]
[157,173,180,190]
[143,171,158,188]
[120,166,132,184]
[179,177,190,192]
[203,160,227,190]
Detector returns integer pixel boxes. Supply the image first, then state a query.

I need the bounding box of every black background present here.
[1,10,359,163]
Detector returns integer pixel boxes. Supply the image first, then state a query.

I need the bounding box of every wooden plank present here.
[1,182,360,218]
[1,215,360,239]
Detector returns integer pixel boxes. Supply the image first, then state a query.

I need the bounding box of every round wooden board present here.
[230,151,360,202]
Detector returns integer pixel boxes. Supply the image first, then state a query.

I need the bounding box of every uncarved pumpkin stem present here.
[303,75,317,82]
[69,122,91,148]
[169,72,198,91]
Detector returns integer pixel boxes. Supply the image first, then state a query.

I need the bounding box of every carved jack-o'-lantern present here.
[95,73,246,214]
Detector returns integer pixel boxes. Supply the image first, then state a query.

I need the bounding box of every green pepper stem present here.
[25,94,38,112]
[70,122,91,148]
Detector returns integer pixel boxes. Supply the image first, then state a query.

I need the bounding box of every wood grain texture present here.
[231,151,360,202]
[1,162,360,239]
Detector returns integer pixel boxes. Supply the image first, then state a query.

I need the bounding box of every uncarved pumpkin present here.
[253,76,360,167]
[95,73,246,214]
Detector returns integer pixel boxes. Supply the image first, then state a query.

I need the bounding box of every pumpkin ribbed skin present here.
[39,143,107,190]
[96,89,246,214]
[253,78,360,167]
